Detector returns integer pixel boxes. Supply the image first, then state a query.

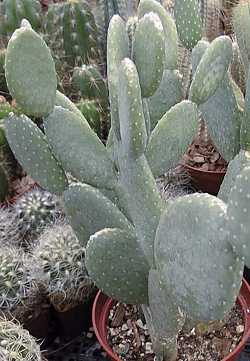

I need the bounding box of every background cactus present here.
[44,0,101,67]
[13,187,63,243]
[0,0,42,39]
[31,223,95,311]
[0,318,43,361]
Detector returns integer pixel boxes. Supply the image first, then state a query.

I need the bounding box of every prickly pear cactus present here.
[44,0,101,67]
[0,318,43,361]
[32,223,95,310]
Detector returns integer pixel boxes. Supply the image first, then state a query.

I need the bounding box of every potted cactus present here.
[2,1,250,359]
[30,223,96,338]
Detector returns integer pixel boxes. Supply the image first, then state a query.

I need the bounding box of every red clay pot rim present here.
[92,279,250,361]
[182,162,227,175]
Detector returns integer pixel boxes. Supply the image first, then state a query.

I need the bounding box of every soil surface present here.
[108,303,244,361]
[182,124,227,173]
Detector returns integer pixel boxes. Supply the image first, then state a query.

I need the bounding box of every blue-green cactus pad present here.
[218,150,250,203]
[86,228,149,304]
[5,24,57,117]
[155,193,243,322]
[227,166,250,267]
[146,100,199,177]
[5,114,68,194]
[189,36,233,105]
[133,12,165,98]
[138,0,178,70]
[63,183,133,246]
[44,106,117,190]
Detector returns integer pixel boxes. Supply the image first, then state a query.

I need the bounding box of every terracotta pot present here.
[92,279,250,361]
[183,163,227,195]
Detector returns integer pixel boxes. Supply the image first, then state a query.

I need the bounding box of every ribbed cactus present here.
[0,0,42,38]
[76,99,101,136]
[44,0,101,67]
[31,223,95,310]
[0,318,43,361]
[0,247,34,310]
[13,187,63,242]
[2,3,250,360]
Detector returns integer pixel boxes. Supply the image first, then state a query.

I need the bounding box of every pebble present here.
[236,325,244,334]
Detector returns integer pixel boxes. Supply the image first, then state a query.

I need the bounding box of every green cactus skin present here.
[230,41,246,94]
[0,319,43,361]
[55,90,83,118]
[5,22,57,117]
[240,67,250,150]
[0,49,8,94]
[226,166,250,267]
[63,183,133,246]
[133,12,165,98]
[45,0,101,67]
[86,228,149,304]
[174,0,203,50]
[0,247,34,309]
[218,150,250,203]
[32,223,94,309]
[189,36,233,105]
[146,101,199,178]
[155,193,243,323]
[13,187,62,242]
[232,1,250,78]
[138,0,178,70]
[0,0,42,37]
[107,15,129,141]
[5,114,68,195]
[146,269,185,361]
[192,40,241,162]
[76,99,101,136]
[126,16,138,56]
[148,70,183,130]
[44,106,117,190]
[118,58,147,158]
[72,64,108,102]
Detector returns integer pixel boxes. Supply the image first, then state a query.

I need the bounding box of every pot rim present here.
[182,162,227,175]
[92,278,250,361]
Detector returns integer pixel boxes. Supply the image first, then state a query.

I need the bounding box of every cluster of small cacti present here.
[31,222,95,311]
[0,318,44,361]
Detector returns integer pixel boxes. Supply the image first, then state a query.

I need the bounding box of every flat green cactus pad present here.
[118,58,147,159]
[63,183,134,246]
[155,193,243,323]
[55,91,83,118]
[174,0,202,50]
[146,100,199,177]
[5,24,57,117]
[227,166,250,267]
[189,36,233,105]
[44,106,117,190]
[138,0,178,70]
[218,150,250,203]
[133,12,165,98]
[86,228,149,304]
[5,114,68,194]
[148,70,183,130]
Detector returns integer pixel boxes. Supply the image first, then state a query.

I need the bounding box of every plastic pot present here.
[92,279,250,361]
[183,163,226,195]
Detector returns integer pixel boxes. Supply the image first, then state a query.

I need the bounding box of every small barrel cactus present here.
[0,247,35,310]
[13,187,63,242]
[0,206,20,247]
[0,318,43,361]
[31,223,95,311]
[76,99,101,136]
[44,0,101,67]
